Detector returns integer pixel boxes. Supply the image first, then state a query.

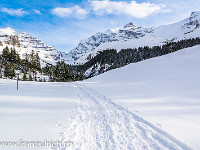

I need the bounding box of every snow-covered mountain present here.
[64,11,200,65]
[1,11,200,68]
[0,27,64,67]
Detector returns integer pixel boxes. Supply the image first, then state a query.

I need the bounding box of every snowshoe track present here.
[58,83,192,150]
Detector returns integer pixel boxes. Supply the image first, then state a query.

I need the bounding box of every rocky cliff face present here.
[0,27,64,66]
[6,35,20,47]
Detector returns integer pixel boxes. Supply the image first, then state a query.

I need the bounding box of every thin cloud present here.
[33,9,42,15]
[90,0,167,18]
[1,8,28,16]
[52,5,88,19]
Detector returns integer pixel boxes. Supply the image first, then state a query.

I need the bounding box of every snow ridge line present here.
[57,83,192,150]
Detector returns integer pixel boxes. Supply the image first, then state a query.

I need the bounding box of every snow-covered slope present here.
[81,45,200,150]
[1,45,199,149]
[65,11,200,65]
[0,27,64,66]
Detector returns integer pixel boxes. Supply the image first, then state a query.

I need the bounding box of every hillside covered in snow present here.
[80,45,200,150]
[0,27,64,67]
[0,28,85,82]
[64,11,200,65]
[1,44,200,150]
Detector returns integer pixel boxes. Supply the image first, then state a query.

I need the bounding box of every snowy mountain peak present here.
[187,11,200,22]
[64,11,200,65]
[181,11,200,32]
[190,11,200,18]
[123,22,142,32]
[0,27,64,66]
[0,27,16,36]
[124,22,137,29]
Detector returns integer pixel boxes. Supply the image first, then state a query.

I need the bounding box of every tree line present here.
[81,37,200,77]
[42,61,84,82]
[0,47,85,81]
[1,37,200,81]
[0,47,42,80]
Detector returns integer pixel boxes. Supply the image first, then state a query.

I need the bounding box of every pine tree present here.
[8,64,16,79]
[34,74,37,81]
[29,74,33,81]
[4,64,9,78]
[2,46,10,64]
[35,53,41,71]
[22,72,27,81]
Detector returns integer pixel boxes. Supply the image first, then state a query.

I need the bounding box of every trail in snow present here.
[57,83,192,150]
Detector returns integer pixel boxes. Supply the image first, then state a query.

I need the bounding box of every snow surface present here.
[0,80,78,150]
[81,45,200,150]
[58,83,191,150]
[1,45,200,150]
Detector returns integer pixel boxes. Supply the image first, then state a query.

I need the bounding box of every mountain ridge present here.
[64,11,200,65]
[0,27,64,67]
[1,11,200,68]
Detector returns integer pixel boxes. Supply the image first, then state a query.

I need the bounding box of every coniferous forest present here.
[0,47,85,82]
[0,47,41,80]
[0,37,200,81]
[82,37,200,77]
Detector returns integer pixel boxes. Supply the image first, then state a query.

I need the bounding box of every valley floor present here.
[1,45,200,150]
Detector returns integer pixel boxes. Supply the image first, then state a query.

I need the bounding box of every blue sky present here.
[0,0,200,52]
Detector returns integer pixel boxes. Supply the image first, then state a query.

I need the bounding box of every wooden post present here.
[17,74,19,90]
